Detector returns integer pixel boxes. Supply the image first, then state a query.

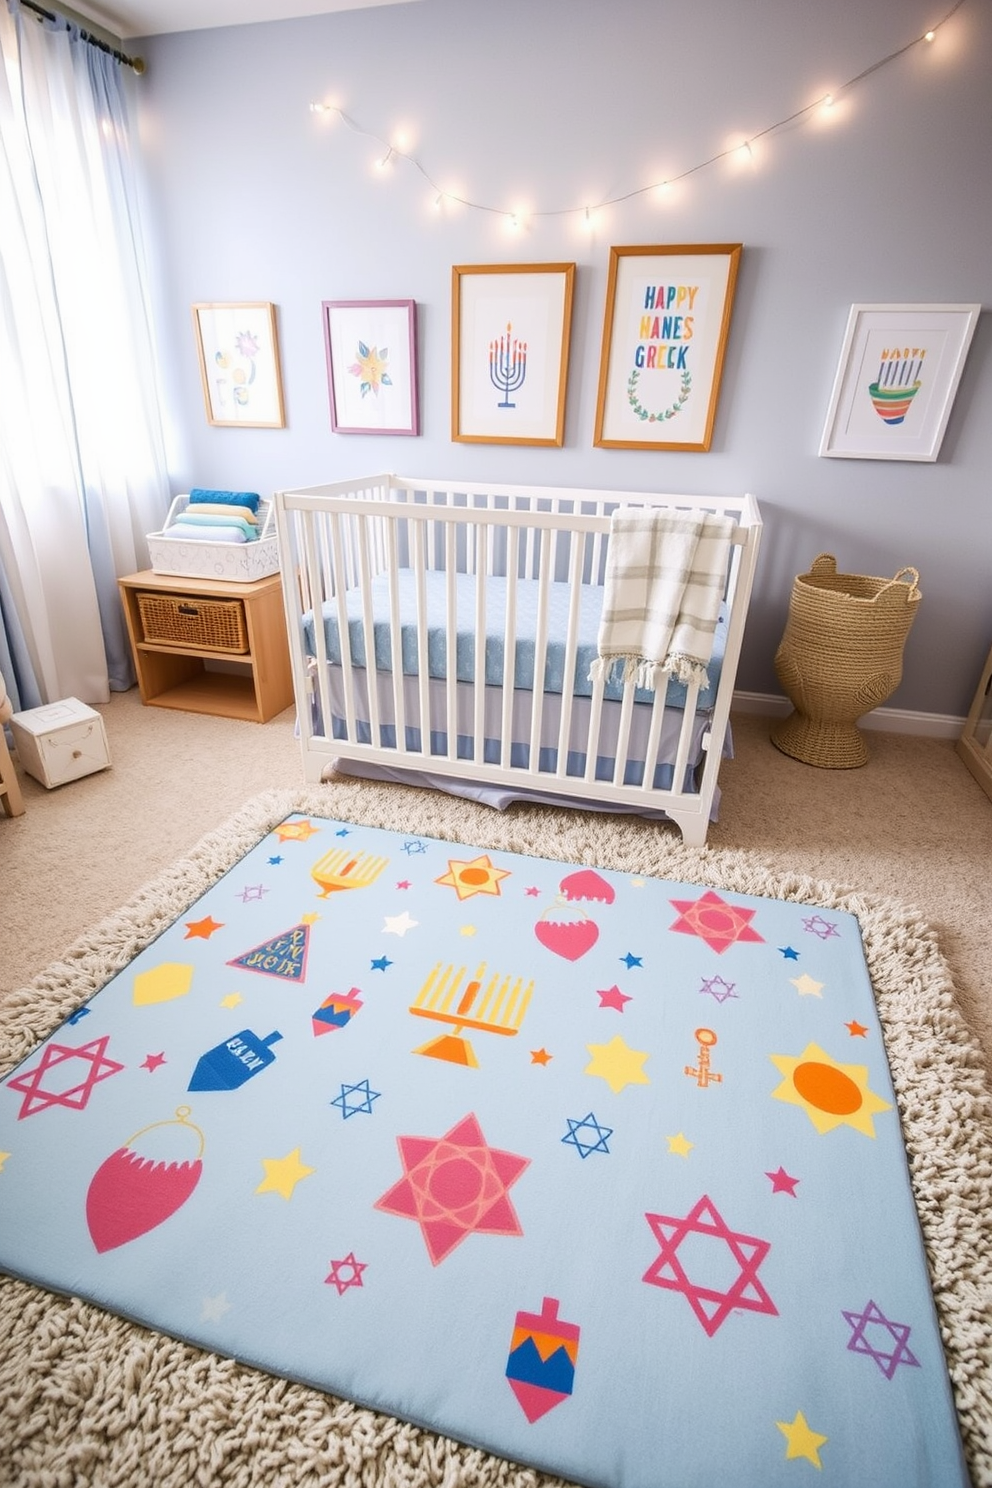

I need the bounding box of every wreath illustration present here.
[627,367,692,423]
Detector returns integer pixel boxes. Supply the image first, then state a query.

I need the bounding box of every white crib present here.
[273,475,761,846]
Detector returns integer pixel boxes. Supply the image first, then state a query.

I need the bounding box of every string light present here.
[308,0,965,226]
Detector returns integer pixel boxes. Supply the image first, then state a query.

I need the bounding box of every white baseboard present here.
[732,691,965,740]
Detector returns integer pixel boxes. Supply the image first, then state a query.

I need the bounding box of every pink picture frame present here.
[322,299,419,436]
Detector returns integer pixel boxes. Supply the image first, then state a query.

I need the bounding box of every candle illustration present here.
[868,346,926,425]
[311,848,388,899]
[505,1296,580,1422]
[489,321,527,409]
[409,961,533,1066]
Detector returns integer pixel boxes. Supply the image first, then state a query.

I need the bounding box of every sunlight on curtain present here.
[0,1,171,705]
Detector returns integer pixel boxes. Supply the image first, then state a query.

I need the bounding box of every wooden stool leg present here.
[0,729,25,817]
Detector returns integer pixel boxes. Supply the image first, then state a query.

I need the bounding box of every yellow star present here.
[256,1147,315,1200]
[630,878,646,888]
[777,1410,828,1467]
[666,1132,693,1158]
[435,854,510,901]
[791,973,824,997]
[0,1152,10,1173]
[274,819,319,843]
[301,912,321,925]
[459,924,477,937]
[585,1035,650,1094]
[219,993,243,1009]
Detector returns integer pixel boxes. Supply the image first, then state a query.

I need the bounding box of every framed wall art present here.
[819,302,980,461]
[451,263,575,446]
[593,243,742,452]
[323,299,419,436]
[192,301,286,428]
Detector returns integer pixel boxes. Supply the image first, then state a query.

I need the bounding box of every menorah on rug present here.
[409,960,534,1066]
[489,321,528,408]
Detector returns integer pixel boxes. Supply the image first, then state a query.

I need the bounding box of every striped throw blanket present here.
[589,510,735,694]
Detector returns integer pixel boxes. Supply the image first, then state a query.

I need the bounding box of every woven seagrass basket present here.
[771,553,921,768]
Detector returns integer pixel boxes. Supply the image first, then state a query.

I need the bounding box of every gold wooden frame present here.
[451,263,575,446]
[192,301,286,429]
[593,244,742,452]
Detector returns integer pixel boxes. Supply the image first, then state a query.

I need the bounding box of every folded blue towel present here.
[167,520,248,544]
[176,512,259,540]
[188,488,260,512]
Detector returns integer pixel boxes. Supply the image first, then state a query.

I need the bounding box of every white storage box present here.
[9,698,111,789]
[147,495,280,582]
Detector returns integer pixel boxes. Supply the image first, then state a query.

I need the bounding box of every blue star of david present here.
[402,840,427,855]
[331,1079,381,1119]
[562,1112,613,1158]
[842,1299,920,1379]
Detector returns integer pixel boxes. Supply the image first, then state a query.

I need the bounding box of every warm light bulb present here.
[924,28,935,41]
[823,93,834,108]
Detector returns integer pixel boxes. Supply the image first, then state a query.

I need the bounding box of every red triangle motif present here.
[508,1380,569,1423]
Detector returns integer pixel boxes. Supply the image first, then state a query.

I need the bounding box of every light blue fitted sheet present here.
[303,569,727,708]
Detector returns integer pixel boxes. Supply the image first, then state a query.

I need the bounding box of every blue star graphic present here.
[331,1079,381,1119]
[778,946,800,960]
[371,955,393,972]
[562,1112,613,1158]
[335,828,351,837]
[65,1007,91,1026]
[402,840,427,855]
[621,952,643,969]
[267,855,283,866]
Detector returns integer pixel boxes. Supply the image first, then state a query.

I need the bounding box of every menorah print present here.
[310,848,389,898]
[868,345,927,425]
[409,960,534,1066]
[489,321,528,408]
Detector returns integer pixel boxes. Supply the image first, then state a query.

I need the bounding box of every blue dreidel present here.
[188,1029,282,1091]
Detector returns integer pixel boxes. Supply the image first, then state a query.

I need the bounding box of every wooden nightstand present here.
[118,570,294,723]
[956,641,992,801]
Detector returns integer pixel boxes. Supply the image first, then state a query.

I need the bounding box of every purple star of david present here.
[643,1194,777,1336]
[842,1299,920,1379]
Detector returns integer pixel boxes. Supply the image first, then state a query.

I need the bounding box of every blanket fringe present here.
[589,654,711,694]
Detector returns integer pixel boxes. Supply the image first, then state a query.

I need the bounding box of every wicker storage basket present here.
[136,592,249,654]
[771,553,921,768]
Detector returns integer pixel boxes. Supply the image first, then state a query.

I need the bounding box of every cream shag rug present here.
[2,782,990,1488]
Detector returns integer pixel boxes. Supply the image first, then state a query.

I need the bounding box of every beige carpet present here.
[1,758,991,1486]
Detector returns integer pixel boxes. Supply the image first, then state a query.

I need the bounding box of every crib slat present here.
[413,521,431,760]
[326,508,357,747]
[611,679,638,789]
[554,530,585,780]
[385,518,406,756]
[473,527,488,765]
[670,677,702,793]
[500,528,520,770]
[527,532,553,773]
[355,516,382,751]
[445,523,458,762]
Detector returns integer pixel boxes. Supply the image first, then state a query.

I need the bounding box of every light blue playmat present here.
[0,813,969,1488]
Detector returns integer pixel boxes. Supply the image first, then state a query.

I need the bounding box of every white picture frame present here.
[819,303,980,462]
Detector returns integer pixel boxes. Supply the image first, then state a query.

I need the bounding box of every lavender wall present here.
[133,0,992,716]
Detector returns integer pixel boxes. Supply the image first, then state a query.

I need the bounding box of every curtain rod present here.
[20,0,145,72]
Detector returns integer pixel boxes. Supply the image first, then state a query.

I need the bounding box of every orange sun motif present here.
[435,854,510,901]
[770,1042,892,1136]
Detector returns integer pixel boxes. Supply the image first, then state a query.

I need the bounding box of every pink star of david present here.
[842,1299,920,1379]
[375,1113,529,1265]
[325,1251,367,1295]
[669,891,765,954]
[643,1193,778,1335]
[6,1035,125,1119]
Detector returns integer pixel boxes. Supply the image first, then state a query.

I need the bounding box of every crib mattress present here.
[304,571,727,708]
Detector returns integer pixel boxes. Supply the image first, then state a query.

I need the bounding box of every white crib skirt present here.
[313,664,730,821]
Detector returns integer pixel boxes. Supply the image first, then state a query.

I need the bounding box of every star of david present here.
[236,884,268,902]
[842,1299,920,1379]
[6,1035,124,1120]
[325,1251,367,1294]
[562,1112,613,1158]
[402,840,427,855]
[669,891,764,955]
[803,914,840,941]
[700,975,738,1004]
[330,1079,381,1119]
[375,1112,528,1265]
[643,1193,778,1335]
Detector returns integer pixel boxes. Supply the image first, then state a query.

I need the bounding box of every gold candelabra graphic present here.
[410,961,534,1067]
[311,848,388,899]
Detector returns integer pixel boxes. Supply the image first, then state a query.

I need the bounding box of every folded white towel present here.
[590,509,735,693]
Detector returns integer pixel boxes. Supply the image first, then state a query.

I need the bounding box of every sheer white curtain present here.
[0,1,171,706]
